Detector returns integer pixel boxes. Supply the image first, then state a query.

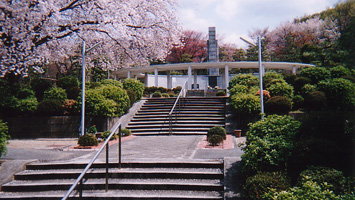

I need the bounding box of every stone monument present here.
[207,27,219,87]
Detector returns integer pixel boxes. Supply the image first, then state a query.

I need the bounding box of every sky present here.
[178,0,342,48]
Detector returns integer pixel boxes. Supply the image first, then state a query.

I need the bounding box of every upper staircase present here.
[126,97,227,135]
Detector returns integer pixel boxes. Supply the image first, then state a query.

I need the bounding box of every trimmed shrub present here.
[16,88,35,99]
[299,67,331,84]
[37,99,64,116]
[121,129,131,137]
[293,77,312,93]
[230,93,260,114]
[78,134,98,146]
[101,130,116,141]
[207,135,224,146]
[43,87,67,103]
[216,90,226,96]
[244,172,290,200]
[126,89,137,106]
[152,91,162,97]
[265,96,292,115]
[265,79,287,88]
[162,93,170,98]
[173,86,182,94]
[16,97,38,114]
[303,91,327,111]
[101,79,123,88]
[30,77,54,101]
[300,83,316,96]
[0,119,10,158]
[207,126,226,140]
[330,66,351,79]
[292,95,304,110]
[298,166,346,195]
[229,74,259,89]
[122,78,145,102]
[263,72,284,87]
[266,81,294,99]
[57,75,79,90]
[229,84,249,96]
[98,85,130,115]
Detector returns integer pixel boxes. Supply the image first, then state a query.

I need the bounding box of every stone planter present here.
[234,129,242,137]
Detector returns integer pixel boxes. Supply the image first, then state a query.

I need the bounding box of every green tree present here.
[0,119,10,158]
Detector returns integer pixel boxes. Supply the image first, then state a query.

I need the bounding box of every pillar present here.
[127,70,131,79]
[188,66,192,90]
[154,68,158,87]
[144,72,148,86]
[225,65,230,90]
[292,66,297,75]
[167,70,172,89]
[193,69,198,89]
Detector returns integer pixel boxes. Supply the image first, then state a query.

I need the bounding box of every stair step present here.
[128,121,224,126]
[127,124,224,129]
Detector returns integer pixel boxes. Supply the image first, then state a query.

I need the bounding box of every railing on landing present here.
[62,122,123,200]
[168,81,188,135]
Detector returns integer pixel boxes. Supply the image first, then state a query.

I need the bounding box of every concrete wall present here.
[5,116,119,139]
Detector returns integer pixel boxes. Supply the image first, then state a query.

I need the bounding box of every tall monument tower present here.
[207,27,219,87]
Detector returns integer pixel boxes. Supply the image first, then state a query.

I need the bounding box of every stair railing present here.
[169,81,188,135]
[62,122,122,200]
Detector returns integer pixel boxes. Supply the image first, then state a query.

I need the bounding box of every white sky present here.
[178,0,342,47]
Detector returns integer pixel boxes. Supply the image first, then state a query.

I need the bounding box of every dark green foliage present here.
[36,99,63,116]
[0,119,10,158]
[216,90,226,96]
[121,129,131,137]
[330,66,351,79]
[122,78,145,102]
[173,86,182,94]
[266,81,294,99]
[207,135,224,146]
[263,72,284,87]
[317,78,355,110]
[16,97,38,114]
[30,77,54,101]
[207,126,226,140]
[244,172,290,200]
[265,96,292,115]
[126,89,137,106]
[292,95,304,110]
[101,131,116,141]
[152,91,162,97]
[229,84,249,96]
[16,88,35,99]
[229,74,259,89]
[299,67,331,84]
[303,91,327,111]
[57,75,79,90]
[242,115,301,174]
[300,83,316,96]
[43,87,67,103]
[230,93,260,114]
[87,125,97,134]
[162,93,170,98]
[101,79,123,88]
[293,77,312,93]
[65,87,80,100]
[78,134,98,146]
[298,166,346,195]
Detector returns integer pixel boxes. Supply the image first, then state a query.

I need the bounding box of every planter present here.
[234,129,242,137]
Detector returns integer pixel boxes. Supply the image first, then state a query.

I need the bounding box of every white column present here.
[127,70,131,79]
[188,66,192,90]
[193,69,198,89]
[225,65,230,89]
[154,68,158,87]
[221,68,226,89]
[167,71,172,89]
[144,72,148,86]
[292,66,297,75]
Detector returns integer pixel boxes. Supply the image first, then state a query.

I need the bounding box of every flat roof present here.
[115,61,315,77]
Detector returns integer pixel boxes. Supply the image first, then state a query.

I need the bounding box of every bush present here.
[122,78,145,102]
[31,77,54,101]
[16,97,38,114]
[0,119,10,158]
[126,89,137,106]
[330,66,351,79]
[207,135,224,146]
[265,79,287,88]
[101,130,116,141]
[299,67,331,84]
[37,99,64,116]
[265,96,292,115]
[121,129,131,137]
[229,84,249,96]
[43,87,67,103]
[292,95,304,110]
[317,78,355,110]
[229,74,259,89]
[162,93,170,98]
[207,126,226,140]
[266,81,294,99]
[57,75,79,90]
[298,166,346,195]
[293,77,312,93]
[173,86,182,94]
[101,79,123,88]
[300,83,316,96]
[244,172,290,200]
[62,99,77,115]
[16,88,35,99]
[216,90,226,96]
[242,115,301,174]
[263,72,284,87]
[78,134,98,146]
[303,91,327,111]
[152,91,162,97]
[230,93,260,114]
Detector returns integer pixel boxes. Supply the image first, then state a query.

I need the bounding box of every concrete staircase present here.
[0,160,224,200]
[126,97,226,135]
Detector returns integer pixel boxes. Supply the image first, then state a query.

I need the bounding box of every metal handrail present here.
[169,81,188,135]
[62,122,122,200]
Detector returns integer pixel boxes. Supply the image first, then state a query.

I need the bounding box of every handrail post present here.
[79,179,83,199]
[118,125,122,169]
[105,142,109,192]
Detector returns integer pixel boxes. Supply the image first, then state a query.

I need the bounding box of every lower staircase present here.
[0,160,224,200]
[127,97,226,135]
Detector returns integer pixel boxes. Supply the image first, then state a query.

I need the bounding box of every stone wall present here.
[5,116,119,139]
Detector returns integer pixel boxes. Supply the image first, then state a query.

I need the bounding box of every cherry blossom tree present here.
[0,0,181,77]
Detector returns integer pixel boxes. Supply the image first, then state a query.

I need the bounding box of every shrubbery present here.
[122,78,145,102]
[230,93,260,114]
[207,126,226,146]
[0,119,10,158]
[229,74,259,89]
[299,67,331,84]
[43,87,67,103]
[265,96,292,115]
[152,91,162,97]
[78,134,98,146]
[266,81,294,99]
[121,128,131,137]
[101,130,116,141]
[36,99,64,115]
